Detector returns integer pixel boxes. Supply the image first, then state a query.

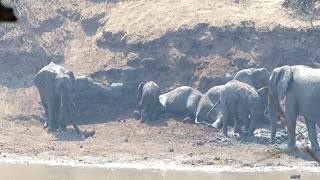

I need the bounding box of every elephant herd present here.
[34,62,320,151]
[135,68,270,138]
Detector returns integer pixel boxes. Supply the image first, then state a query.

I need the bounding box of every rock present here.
[169,147,174,152]
[140,57,170,71]
[289,175,301,179]
[82,130,95,139]
[126,53,142,67]
[195,141,205,146]
[125,138,129,142]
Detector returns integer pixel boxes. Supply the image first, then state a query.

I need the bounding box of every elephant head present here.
[267,66,291,143]
[253,68,270,88]
[233,68,270,89]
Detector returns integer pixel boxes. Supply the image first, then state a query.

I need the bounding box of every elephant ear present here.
[271,66,292,100]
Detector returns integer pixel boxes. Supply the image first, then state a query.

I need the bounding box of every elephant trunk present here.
[267,92,285,144]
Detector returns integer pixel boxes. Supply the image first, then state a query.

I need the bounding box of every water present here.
[0,163,319,180]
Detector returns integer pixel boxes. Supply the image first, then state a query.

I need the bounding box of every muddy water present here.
[0,163,319,180]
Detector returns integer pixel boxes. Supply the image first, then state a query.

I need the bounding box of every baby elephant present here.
[195,85,224,126]
[208,80,269,137]
[159,86,203,122]
[135,81,161,122]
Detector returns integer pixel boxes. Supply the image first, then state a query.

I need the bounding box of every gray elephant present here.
[34,62,94,138]
[208,80,269,137]
[234,68,270,89]
[134,81,161,122]
[268,65,320,151]
[73,76,140,106]
[195,85,224,126]
[211,68,270,128]
[159,86,203,122]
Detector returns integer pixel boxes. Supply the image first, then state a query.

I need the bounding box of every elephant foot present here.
[133,110,141,120]
[283,145,299,153]
[43,122,48,129]
[47,127,58,132]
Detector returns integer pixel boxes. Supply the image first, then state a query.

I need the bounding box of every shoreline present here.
[0,153,319,173]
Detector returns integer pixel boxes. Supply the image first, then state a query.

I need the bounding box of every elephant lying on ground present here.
[135,81,161,122]
[73,76,140,106]
[34,62,95,138]
[208,80,269,137]
[211,68,270,128]
[159,86,203,122]
[268,65,320,151]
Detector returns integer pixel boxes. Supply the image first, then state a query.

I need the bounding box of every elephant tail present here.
[136,81,146,102]
[207,98,220,119]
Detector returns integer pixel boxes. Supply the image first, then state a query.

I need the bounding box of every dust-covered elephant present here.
[134,81,161,122]
[195,85,224,126]
[234,68,270,89]
[208,80,269,137]
[212,67,270,128]
[268,65,320,151]
[34,62,94,138]
[159,86,203,122]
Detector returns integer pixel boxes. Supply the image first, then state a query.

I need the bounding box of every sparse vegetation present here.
[283,0,320,27]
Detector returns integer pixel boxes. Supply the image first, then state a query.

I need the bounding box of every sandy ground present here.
[1,0,320,170]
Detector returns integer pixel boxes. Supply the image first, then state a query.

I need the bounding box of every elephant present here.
[34,62,95,138]
[195,85,224,126]
[208,80,269,137]
[159,86,203,122]
[134,81,161,122]
[73,76,140,106]
[267,65,320,151]
[211,67,271,128]
[234,68,270,89]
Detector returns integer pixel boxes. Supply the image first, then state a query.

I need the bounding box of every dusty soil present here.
[1,0,320,169]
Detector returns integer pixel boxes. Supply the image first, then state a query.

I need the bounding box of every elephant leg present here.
[234,119,242,135]
[247,115,258,137]
[39,95,49,129]
[47,101,58,131]
[304,118,320,151]
[42,103,49,129]
[285,102,298,151]
[222,108,230,137]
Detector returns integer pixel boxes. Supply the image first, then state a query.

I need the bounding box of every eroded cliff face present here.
[1,0,320,119]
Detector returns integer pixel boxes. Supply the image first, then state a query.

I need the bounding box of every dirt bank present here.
[1,0,320,169]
